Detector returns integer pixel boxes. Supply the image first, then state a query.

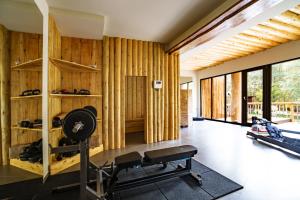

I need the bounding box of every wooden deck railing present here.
[247,102,300,122]
[226,102,300,122]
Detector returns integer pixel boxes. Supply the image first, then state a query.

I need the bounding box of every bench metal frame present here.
[53,138,202,200]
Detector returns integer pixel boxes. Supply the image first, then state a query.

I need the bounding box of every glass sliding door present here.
[226,72,242,123]
[246,69,263,123]
[271,59,300,125]
[201,79,211,118]
[212,76,225,120]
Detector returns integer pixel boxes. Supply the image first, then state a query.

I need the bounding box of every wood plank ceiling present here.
[181,4,300,70]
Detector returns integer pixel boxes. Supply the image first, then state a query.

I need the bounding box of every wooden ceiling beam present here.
[218,43,260,53]
[244,29,288,43]
[221,40,264,52]
[274,11,300,28]
[289,5,300,15]
[229,37,271,49]
[252,24,300,40]
[212,45,252,55]
[168,0,283,54]
[262,19,300,35]
[236,33,279,46]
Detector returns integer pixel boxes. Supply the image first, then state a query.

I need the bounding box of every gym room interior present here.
[0,0,300,199]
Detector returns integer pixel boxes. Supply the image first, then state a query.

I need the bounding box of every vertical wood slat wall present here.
[0,25,10,165]
[48,16,103,149]
[125,76,146,134]
[10,33,42,146]
[102,36,180,150]
[0,23,180,164]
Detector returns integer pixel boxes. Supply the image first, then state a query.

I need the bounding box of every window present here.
[271,59,300,124]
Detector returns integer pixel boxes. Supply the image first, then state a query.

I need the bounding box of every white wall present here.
[195,40,300,116]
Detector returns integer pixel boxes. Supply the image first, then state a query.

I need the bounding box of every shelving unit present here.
[47,16,103,175]
[11,58,42,71]
[11,126,42,132]
[11,95,42,100]
[9,32,43,175]
[49,57,101,72]
[49,94,102,98]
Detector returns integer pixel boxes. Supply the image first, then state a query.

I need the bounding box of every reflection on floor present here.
[1,121,300,200]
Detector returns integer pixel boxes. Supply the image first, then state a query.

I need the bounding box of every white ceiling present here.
[0,0,227,42]
[0,0,42,34]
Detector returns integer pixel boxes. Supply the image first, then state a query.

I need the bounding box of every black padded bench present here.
[111,145,202,193]
[144,145,197,164]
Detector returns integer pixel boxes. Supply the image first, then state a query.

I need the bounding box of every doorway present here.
[125,76,146,145]
[242,69,264,125]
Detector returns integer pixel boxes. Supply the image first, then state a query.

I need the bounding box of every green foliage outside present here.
[247,59,300,103]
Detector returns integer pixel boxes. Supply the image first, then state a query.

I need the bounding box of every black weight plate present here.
[84,105,97,117]
[63,109,96,141]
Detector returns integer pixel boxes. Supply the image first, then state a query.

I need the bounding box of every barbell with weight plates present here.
[63,106,97,141]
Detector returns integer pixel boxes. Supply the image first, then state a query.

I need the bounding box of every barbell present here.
[63,106,97,141]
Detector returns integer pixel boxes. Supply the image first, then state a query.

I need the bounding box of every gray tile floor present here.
[1,120,300,200]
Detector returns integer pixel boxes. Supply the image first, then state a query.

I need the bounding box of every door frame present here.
[241,65,271,126]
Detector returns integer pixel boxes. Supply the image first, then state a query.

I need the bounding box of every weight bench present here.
[51,107,201,200]
[108,145,202,195]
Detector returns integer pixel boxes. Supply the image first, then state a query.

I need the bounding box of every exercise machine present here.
[53,106,202,200]
[247,116,300,155]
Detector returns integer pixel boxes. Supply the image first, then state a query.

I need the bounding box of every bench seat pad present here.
[144,145,197,163]
[115,151,142,169]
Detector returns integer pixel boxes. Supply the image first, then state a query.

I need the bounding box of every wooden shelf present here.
[49,94,102,98]
[50,145,103,175]
[10,159,43,175]
[11,95,42,100]
[11,58,42,71]
[11,126,42,132]
[50,127,62,132]
[50,58,101,72]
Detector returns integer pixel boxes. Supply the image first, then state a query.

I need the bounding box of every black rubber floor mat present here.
[0,159,243,200]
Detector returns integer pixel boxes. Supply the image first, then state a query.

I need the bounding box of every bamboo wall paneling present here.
[121,38,127,147]
[132,40,138,76]
[175,54,180,139]
[114,38,121,148]
[157,44,162,141]
[147,42,153,143]
[168,54,174,140]
[109,38,115,149]
[0,25,10,165]
[163,54,169,140]
[102,36,109,150]
[160,46,164,141]
[142,41,148,76]
[153,43,158,142]
[138,40,143,76]
[127,39,132,76]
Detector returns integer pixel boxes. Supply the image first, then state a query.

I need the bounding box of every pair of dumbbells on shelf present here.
[19,139,43,163]
[20,119,42,128]
[19,89,41,96]
[51,89,91,95]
